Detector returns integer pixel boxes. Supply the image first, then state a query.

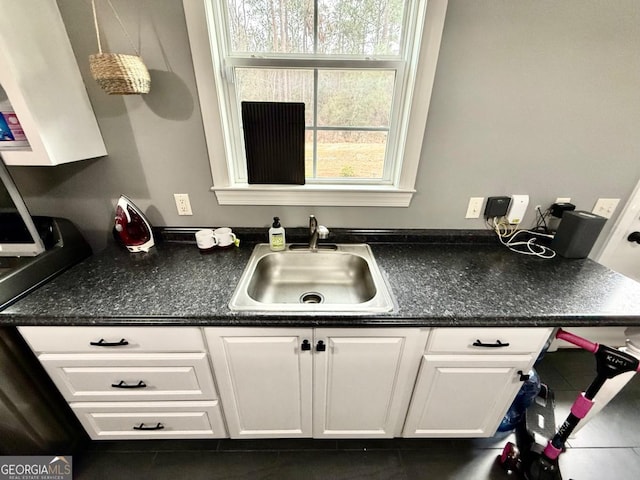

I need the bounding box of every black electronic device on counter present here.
[551,210,607,259]
[550,202,576,218]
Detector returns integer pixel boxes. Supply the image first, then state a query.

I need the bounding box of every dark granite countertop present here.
[2,229,640,328]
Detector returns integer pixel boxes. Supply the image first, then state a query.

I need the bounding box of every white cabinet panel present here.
[313,328,429,438]
[403,354,532,437]
[205,328,313,438]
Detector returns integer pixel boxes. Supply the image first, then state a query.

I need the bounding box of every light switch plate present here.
[592,198,620,219]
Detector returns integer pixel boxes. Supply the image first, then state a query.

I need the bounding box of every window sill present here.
[211,184,415,207]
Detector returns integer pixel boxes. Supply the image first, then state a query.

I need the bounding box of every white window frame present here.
[183,0,448,207]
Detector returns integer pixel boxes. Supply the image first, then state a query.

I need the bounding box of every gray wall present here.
[8,0,640,253]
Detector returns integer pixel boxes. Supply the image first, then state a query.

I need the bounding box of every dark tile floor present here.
[74,350,640,479]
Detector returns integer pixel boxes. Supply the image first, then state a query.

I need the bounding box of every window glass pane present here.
[235,68,314,124]
[317,0,405,55]
[227,0,313,54]
[227,1,406,56]
[312,130,387,179]
[317,70,395,127]
[304,130,314,176]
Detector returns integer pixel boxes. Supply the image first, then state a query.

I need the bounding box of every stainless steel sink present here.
[229,244,395,312]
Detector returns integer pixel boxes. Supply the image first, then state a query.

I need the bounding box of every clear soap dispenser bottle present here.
[269,216,286,251]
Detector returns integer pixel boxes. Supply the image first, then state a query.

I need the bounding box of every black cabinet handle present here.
[133,422,164,431]
[628,232,640,244]
[90,338,129,347]
[111,380,147,389]
[518,370,530,381]
[316,340,326,352]
[472,339,510,348]
[301,339,311,351]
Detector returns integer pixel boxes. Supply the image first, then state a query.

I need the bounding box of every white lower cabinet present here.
[204,327,429,439]
[18,326,227,440]
[205,328,313,438]
[313,330,428,438]
[402,354,532,437]
[19,325,554,441]
[402,327,554,438]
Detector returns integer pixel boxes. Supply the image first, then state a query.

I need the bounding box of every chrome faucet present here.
[309,215,329,251]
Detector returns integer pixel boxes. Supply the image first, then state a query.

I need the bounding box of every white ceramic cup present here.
[195,229,218,249]
[213,227,237,247]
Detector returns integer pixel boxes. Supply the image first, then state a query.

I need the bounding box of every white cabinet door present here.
[205,328,313,439]
[313,328,429,438]
[0,3,105,165]
[403,354,533,438]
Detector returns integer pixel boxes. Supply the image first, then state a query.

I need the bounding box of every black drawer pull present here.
[301,339,311,351]
[111,380,147,389]
[316,340,326,352]
[90,338,129,347]
[628,232,640,244]
[133,422,164,431]
[472,339,510,348]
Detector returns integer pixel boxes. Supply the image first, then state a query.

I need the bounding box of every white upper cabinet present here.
[0,2,106,166]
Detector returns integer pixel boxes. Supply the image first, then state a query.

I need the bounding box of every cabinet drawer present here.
[71,401,227,440]
[426,328,553,355]
[18,326,205,353]
[39,353,217,402]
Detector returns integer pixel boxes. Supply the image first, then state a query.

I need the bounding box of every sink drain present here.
[300,292,324,304]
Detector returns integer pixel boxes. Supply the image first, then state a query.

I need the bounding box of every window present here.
[184,0,448,206]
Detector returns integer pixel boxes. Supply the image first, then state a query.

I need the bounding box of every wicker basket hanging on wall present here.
[88,0,150,95]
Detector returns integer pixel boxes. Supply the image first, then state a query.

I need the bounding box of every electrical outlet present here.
[174,193,193,215]
[555,197,571,204]
[465,197,484,219]
[592,198,620,219]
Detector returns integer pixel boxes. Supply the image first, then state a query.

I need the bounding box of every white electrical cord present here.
[490,216,556,259]
[498,229,556,258]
